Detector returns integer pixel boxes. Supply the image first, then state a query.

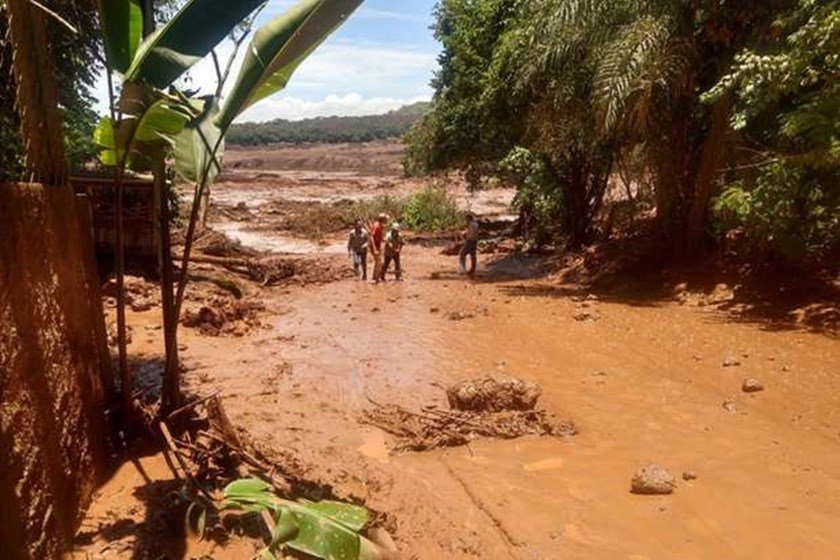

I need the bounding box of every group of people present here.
[347,212,480,282]
[347,213,404,283]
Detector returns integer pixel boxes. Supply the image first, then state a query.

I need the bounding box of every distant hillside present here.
[228,101,430,146]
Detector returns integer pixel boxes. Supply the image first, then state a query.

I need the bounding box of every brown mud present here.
[74,142,840,559]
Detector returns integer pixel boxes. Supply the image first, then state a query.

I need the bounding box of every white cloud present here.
[357,8,430,22]
[236,93,431,122]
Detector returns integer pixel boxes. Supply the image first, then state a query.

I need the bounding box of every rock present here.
[129,296,154,312]
[722,356,741,367]
[447,376,542,412]
[742,378,764,393]
[447,310,475,321]
[231,320,248,337]
[630,464,676,495]
[682,470,698,481]
[429,306,440,313]
[722,400,738,413]
[573,311,598,322]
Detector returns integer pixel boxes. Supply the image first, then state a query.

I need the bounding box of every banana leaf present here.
[96,0,142,73]
[216,0,364,130]
[94,99,192,170]
[171,97,225,185]
[125,0,265,88]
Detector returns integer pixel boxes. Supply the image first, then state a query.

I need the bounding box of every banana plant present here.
[94,0,364,410]
[222,478,378,560]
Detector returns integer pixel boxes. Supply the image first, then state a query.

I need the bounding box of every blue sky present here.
[95,0,440,122]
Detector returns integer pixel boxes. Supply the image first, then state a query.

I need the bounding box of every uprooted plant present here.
[216,478,380,560]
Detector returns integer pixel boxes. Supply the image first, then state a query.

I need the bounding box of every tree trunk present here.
[5,0,65,184]
[685,94,732,253]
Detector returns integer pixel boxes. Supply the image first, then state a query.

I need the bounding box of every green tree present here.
[706,0,839,258]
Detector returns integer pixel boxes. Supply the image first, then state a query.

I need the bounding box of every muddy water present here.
[82,167,839,558]
[190,173,840,558]
[170,238,840,558]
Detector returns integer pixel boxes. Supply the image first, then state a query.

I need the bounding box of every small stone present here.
[630,463,675,495]
[722,400,738,413]
[682,470,698,481]
[130,297,154,312]
[371,307,381,313]
[573,311,598,322]
[722,356,741,367]
[429,306,440,313]
[742,379,764,393]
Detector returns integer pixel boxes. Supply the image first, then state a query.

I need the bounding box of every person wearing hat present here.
[383,222,405,281]
[368,213,388,283]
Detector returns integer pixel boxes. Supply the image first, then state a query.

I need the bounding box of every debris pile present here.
[181,296,265,336]
[362,376,575,452]
[103,275,160,312]
[191,228,257,258]
[247,256,354,286]
[446,376,540,412]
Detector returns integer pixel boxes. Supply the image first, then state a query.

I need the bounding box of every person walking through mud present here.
[382,222,405,281]
[347,220,369,280]
[369,213,387,284]
[459,212,479,275]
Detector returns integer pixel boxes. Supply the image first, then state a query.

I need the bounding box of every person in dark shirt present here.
[459,213,479,275]
[347,220,369,280]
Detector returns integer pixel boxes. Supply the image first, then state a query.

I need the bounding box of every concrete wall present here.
[0,183,111,559]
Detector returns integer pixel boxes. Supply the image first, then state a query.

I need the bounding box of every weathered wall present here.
[0,183,111,559]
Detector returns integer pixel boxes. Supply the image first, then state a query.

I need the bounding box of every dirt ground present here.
[74,142,840,559]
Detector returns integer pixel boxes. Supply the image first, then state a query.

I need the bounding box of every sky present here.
[94,0,440,123]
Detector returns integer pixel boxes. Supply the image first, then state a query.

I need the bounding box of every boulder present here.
[631,464,675,495]
[742,379,764,393]
[447,376,541,412]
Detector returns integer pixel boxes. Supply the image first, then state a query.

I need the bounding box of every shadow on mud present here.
[426,230,839,335]
[492,254,839,335]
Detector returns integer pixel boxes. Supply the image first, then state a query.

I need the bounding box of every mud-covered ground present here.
[74,142,840,559]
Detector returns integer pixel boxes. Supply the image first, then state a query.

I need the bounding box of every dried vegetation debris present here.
[363,376,575,452]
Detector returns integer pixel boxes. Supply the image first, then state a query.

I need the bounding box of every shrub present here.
[401,186,461,232]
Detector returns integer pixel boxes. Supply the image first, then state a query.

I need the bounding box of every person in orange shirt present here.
[368,213,387,284]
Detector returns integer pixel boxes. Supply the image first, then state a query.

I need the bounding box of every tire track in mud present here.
[441,457,524,558]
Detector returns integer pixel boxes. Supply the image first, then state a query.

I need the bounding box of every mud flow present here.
[74,140,840,559]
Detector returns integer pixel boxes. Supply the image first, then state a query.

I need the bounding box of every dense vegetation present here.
[228,101,429,146]
[0,0,101,179]
[406,0,839,260]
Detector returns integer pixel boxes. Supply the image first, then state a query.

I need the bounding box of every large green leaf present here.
[216,0,364,129]
[93,100,191,169]
[124,0,265,88]
[282,501,363,560]
[171,98,225,185]
[96,0,143,73]
[303,500,370,532]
